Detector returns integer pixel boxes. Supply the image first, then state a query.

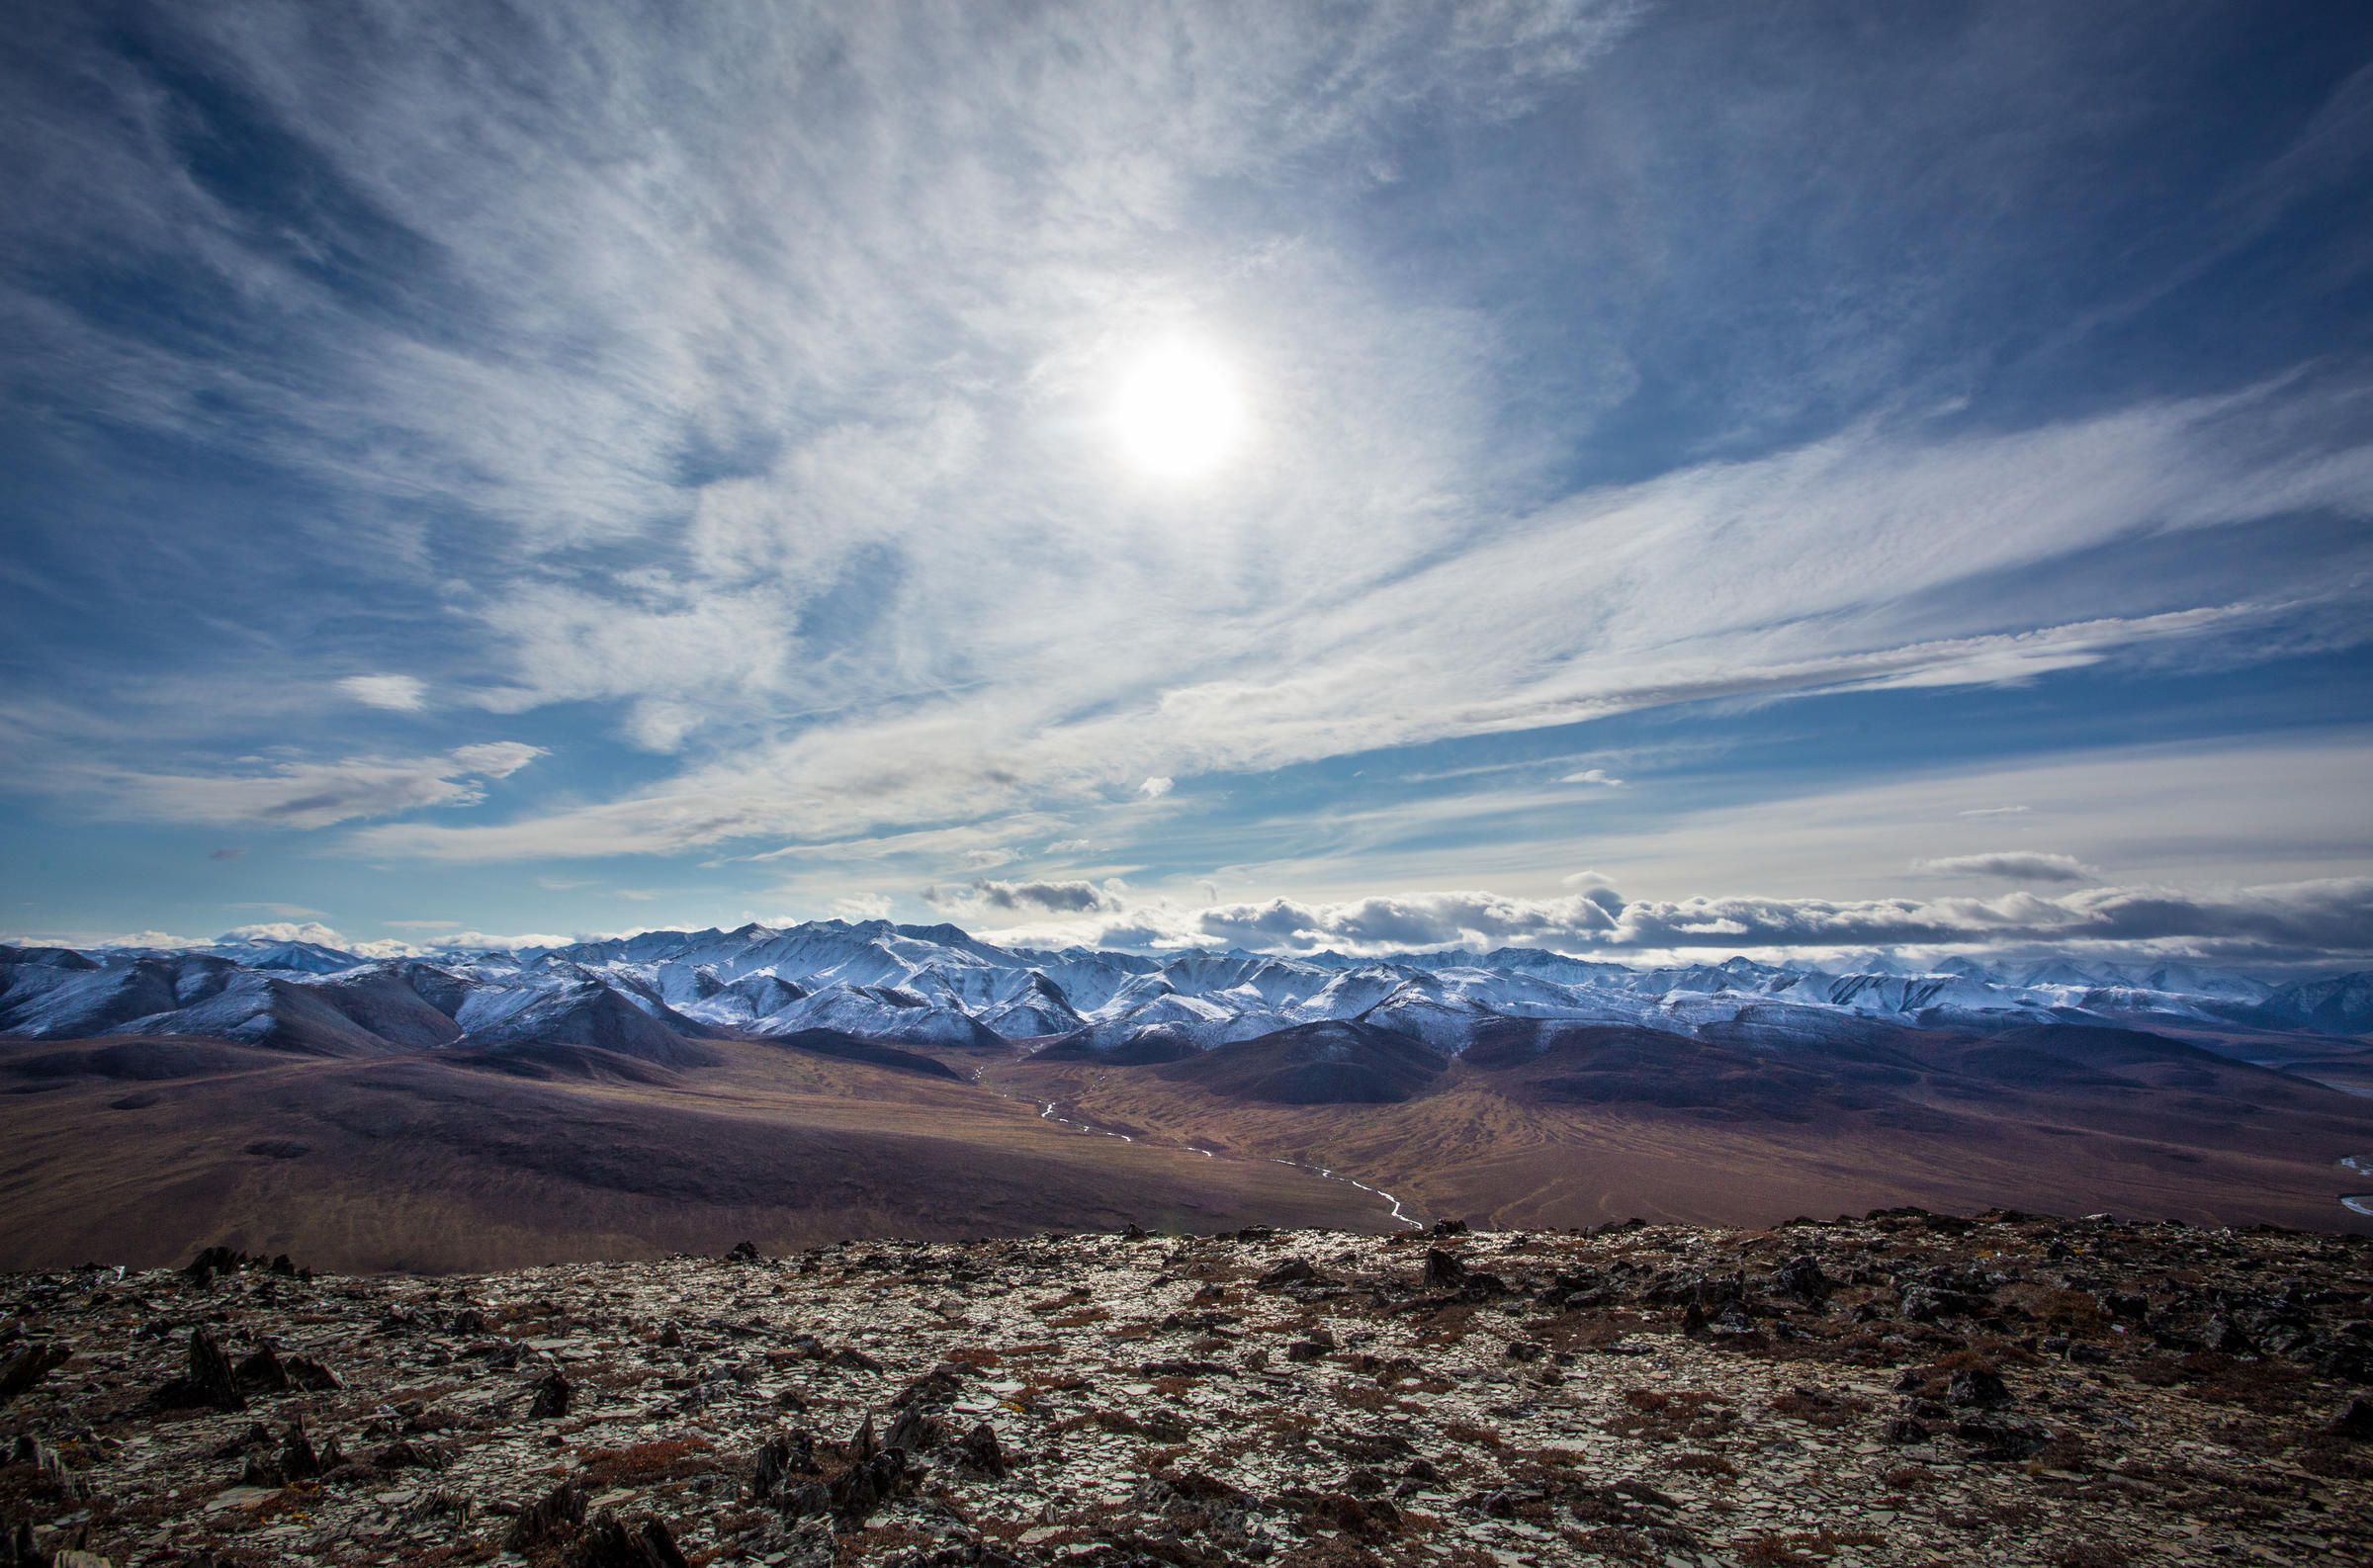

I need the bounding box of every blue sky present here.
[3,1,2371,968]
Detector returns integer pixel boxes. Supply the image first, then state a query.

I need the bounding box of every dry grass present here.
[1736,1527,1888,1565]
[1605,1388,1738,1444]
[2047,1544,2131,1568]
[1767,1386,1870,1429]
[573,1437,718,1490]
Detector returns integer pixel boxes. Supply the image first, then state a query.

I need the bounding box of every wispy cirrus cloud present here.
[84,744,545,830]
[225,902,332,920]
[3,3,2371,951]
[22,4,2373,873]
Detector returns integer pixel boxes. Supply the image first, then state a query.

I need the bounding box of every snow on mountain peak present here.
[5,921,2358,1061]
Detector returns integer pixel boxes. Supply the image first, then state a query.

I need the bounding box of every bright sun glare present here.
[1112,339,1243,479]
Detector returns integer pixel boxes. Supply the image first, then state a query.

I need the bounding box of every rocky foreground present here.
[2,1210,2370,1568]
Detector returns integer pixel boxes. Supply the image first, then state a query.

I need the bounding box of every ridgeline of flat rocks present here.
[2,1209,2370,1568]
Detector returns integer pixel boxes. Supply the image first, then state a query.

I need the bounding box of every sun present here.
[1111,338,1244,479]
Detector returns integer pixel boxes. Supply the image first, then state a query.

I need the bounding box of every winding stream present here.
[2341,1155,2372,1216]
[974,1066,1422,1231]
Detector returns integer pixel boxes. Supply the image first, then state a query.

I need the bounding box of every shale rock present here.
[0,1212,2368,1565]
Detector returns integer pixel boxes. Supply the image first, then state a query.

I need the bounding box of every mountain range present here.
[4,919,2367,1066]
[5,920,2370,1271]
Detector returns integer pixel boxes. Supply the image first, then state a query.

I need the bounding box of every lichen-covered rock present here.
[0,1212,2366,1564]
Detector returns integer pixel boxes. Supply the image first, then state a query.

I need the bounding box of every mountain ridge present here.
[5,922,2365,1074]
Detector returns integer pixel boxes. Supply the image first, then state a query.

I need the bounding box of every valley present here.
[4,922,2371,1272]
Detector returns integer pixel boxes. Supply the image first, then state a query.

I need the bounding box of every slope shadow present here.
[754,1028,961,1080]
[1156,1019,1448,1104]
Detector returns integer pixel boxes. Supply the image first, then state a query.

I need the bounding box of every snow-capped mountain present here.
[2,920,2365,1065]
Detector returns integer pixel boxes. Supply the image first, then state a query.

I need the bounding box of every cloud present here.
[1912,851,2098,883]
[338,675,427,711]
[344,929,575,958]
[924,878,1130,915]
[961,848,1019,869]
[225,901,332,919]
[75,742,548,830]
[1958,805,2030,818]
[10,929,207,951]
[220,920,349,947]
[150,759,485,828]
[829,893,895,921]
[1189,890,1622,952]
[98,922,574,959]
[966,875,2373,964]
[207,846,249,861]
[1560,768,1624,786]
[7,0,2373,958]
[535,876,595,891]
[1044,839,1093,854]
[449,742,546,779]
[407,930,575,953]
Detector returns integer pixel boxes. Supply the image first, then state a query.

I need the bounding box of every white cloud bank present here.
[214,921,574,958]
[968,875,2373,966]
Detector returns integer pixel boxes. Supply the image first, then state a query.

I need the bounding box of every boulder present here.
[827,1447,908,1523]
[880,1405,939,1456]
[1259,1256,1316,1286]
[233,1343,289,1392]
[750,1430,818,1501]
[942,1421,1007,1478]
[503,1481,585,1554]
[528,1368,572,1420]
[1949,1367,2011,1408]
[2329,1394,2373,1440]
[156,1329,245,1413]
[1956,1413,2052,1461]
[0,1342,70,1407]
[563,1510,689,1568]
[1774,1255,1831,1300]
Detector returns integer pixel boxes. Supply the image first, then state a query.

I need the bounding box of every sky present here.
[3,1,2372,971]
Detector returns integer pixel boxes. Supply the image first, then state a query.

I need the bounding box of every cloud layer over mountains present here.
[133,872,2373,974]
[960,876,2373,968]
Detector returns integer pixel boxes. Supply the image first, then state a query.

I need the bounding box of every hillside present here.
[997,1018,2373,1236]
[0,1212,2367,1566]
[0,1036,1393,1274]
[5,922,2372,1269]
